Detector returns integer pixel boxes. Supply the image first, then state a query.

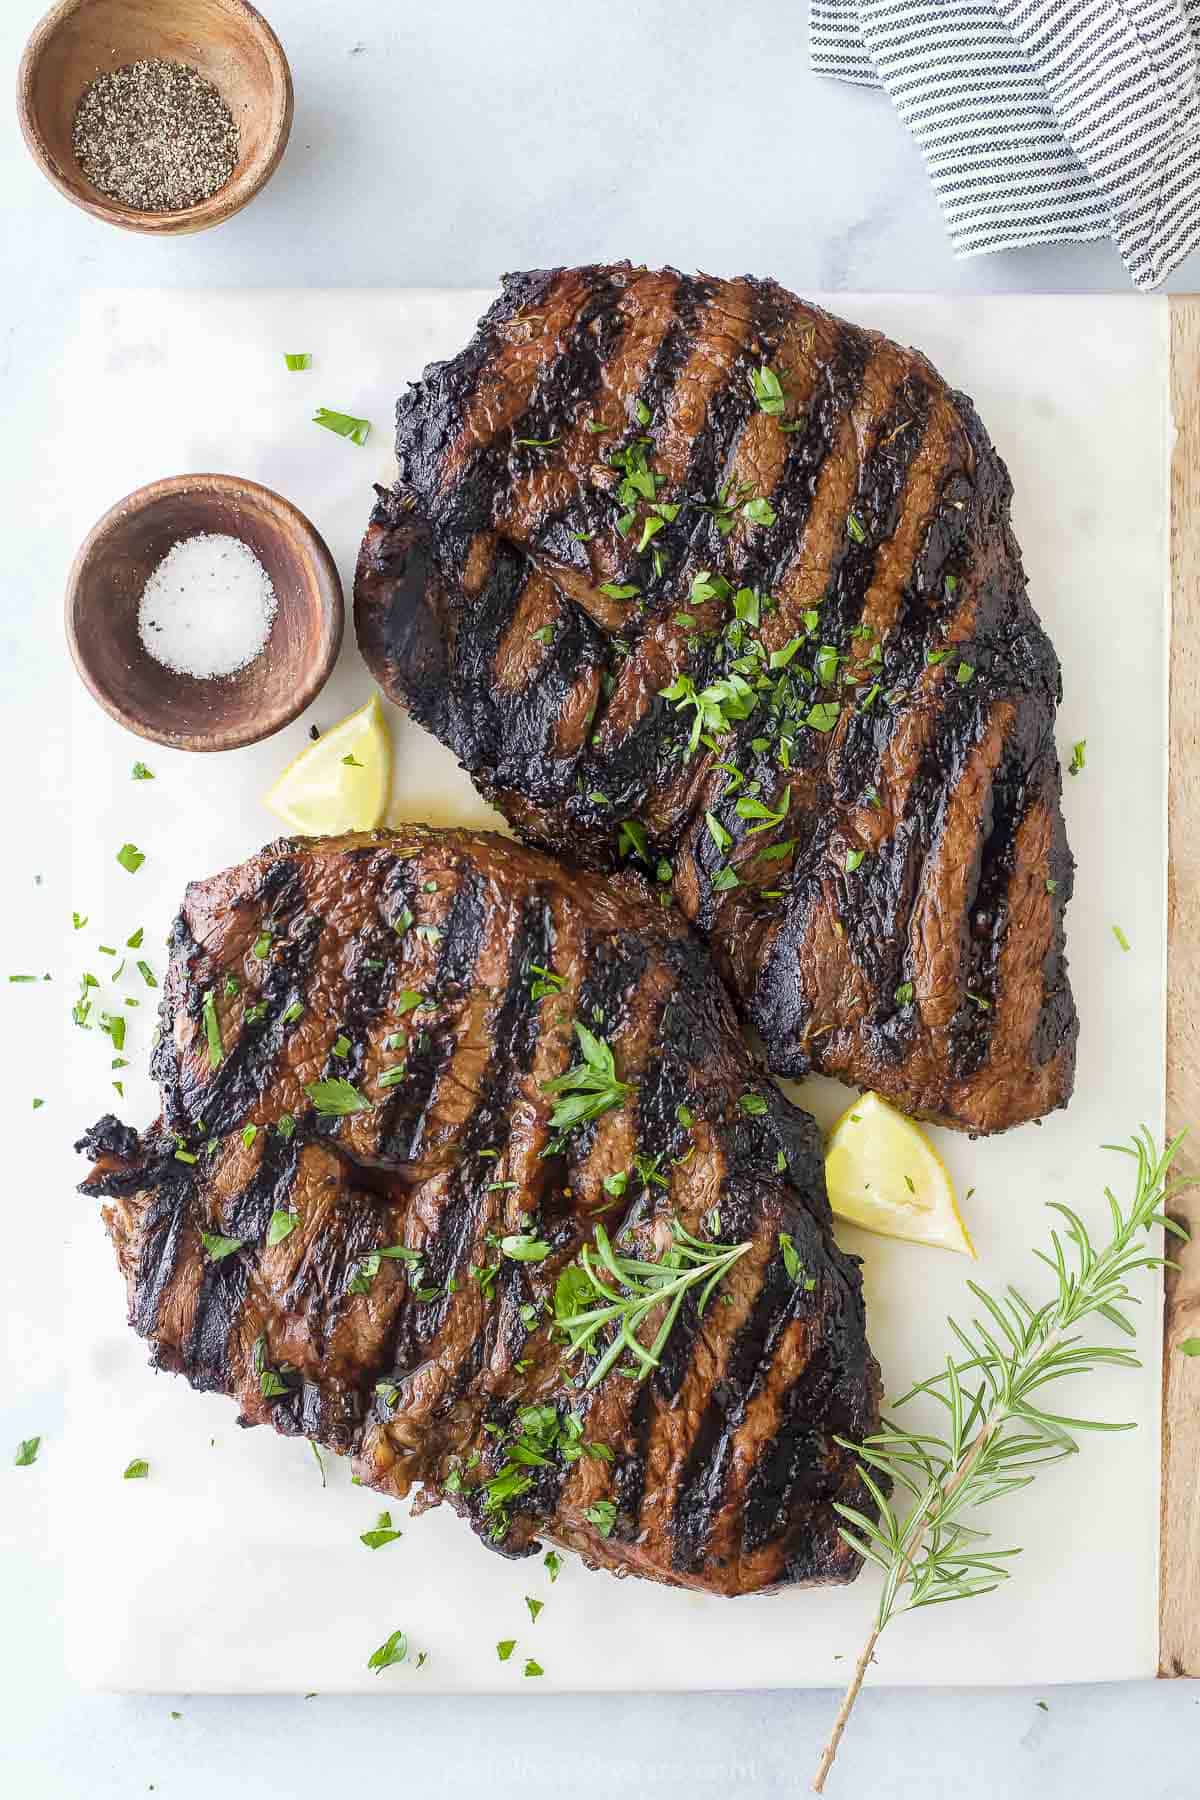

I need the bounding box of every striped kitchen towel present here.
[810,0,1200,289]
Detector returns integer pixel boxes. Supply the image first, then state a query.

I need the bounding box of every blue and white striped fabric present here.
[810,0,1200,288]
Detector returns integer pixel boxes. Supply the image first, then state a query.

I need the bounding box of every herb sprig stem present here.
[812,1129,1190,1792]
[554,1218,751,1389]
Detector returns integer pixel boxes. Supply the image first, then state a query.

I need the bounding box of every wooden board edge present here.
[1161,293,1200,1677]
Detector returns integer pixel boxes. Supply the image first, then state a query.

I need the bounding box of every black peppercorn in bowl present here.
[17,0,292,235]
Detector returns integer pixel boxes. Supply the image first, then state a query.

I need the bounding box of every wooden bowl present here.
[17,0,292,234]
[66,474,344,752]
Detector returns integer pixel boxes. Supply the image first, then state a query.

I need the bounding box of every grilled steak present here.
[355,265,1077,1134]
[77,827,882,1596]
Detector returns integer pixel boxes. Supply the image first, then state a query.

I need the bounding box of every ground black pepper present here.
[72,58,239,212]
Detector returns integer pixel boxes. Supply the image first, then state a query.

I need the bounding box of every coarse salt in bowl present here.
[66,473,343,752]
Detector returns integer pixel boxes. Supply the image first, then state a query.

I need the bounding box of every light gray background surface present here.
[1,2,1196,1796]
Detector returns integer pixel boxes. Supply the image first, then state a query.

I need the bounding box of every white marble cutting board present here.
[54,290,1169,1693]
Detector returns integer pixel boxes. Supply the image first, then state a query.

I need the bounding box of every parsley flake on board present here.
[496,1639,517,1662]
[14,1437,40,1467]
[284,353,312,371]
[1068,739,1086,776]
[360,1513,403,1550]
[123,1459,150,1480]
[367,1629,408,1672]
[523,1659,544,1678]
[116,843,145,874]
[544,1550,562,1582]
[314,408,371,447]
[131,761,154,780]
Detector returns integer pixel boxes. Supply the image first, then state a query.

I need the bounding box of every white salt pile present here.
[137,532,278,679]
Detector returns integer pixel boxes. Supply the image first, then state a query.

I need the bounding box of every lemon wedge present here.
[824,1091,976,1257]
[264,693,391,834]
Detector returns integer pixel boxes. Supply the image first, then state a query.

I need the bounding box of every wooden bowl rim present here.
[65,471,345,752]
[16,0,294,236]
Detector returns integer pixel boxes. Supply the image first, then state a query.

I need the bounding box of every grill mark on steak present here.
[356,266,1077,1133]
[184,1250,250,1395]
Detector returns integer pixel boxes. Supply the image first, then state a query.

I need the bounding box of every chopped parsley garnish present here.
[281,1001,304,1025]
[314,408,371,447]
[14,1437,40,1467]
[304,1077,369,1115]
[242,1124,258,1148]
[598,582,640,600]
[342,754,363,768]
[544,1550,562,1582]
[360,1513,402,1550]
[1112,924,1131,952]
[541,1023,632,1141]
[284,352,312,371]
[617,819,648,860]
[201,990,223,1069]
[739,1092,768,1117]
[741,496,776,528]
[116,843,145,874]
[123,1458,150,1480]
[501,1234,552,1263]
[585,1500,616,1537]
[845,849,865,874]
[705,811,732,852]
[846,511,867,545]
[72,913,88,930]
[805,701,840,733]
[332,1033,351,1058]
[749,364,786,415]
[525,1595,544,1623]
[127,927,144,949]
[513,435,560,448]
[711,865,740,893]
[956,661,975,685]
[496,1640,517,1662]
[1069,739,1086,776]
[1046,877,1059,894]
[778,1232,816,1290]
[894,981,914,1006]
[136,959,157,988]
[200,1232,243,1261]
[267,1210,298,1246]
[530,964,565,1001]
[524,1659,544,1678]
[252,931,272,959]
[131,761,154,780]
[367,1629,408,1673]
[395,989,424,1016]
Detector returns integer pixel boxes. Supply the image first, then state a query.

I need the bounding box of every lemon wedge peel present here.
[263,693,392,835]
[824,1090,976,1259]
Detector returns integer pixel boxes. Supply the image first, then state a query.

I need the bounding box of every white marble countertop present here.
[1,1,1196,1794]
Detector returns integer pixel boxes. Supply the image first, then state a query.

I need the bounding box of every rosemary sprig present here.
[553,1218,752,1390]
[813,1128,1190,1792]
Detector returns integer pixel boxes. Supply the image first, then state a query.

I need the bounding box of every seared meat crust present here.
[355,266,1077,1133]
[79,828,881,1597]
